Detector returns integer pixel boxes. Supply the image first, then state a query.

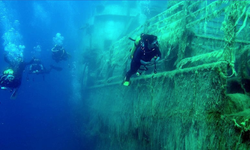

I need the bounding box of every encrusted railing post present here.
[221,1,248,77]
[174,1,195,66]
[222,1,247,62]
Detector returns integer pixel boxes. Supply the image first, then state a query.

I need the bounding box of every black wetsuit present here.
[52,46,69,62]
[0,59,34,89]
[125,43,161,81]
[29,63,51,74]
[29,62,62,76]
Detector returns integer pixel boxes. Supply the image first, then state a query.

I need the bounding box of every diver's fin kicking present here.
[10,88,18,100]
[122,77,130,86]
[50,65,63,71]
[123,80,130,86]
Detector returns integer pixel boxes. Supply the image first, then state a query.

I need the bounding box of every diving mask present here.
[6,75,15,81]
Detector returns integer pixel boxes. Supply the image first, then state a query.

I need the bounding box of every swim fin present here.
[122,77,130,86]
[10,88,18,100]
[123,81,130,86]
[50,65,63,71]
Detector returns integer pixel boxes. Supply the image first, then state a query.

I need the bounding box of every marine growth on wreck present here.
[76,1,250,149]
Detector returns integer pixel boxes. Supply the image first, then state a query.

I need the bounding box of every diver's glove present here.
[140,60,151,65]
[155,56,160,62]
[140,57,160,65]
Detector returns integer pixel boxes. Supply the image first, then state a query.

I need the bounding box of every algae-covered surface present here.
[78,1,250,149]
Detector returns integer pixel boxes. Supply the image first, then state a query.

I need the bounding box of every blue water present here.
[0,1,92,150]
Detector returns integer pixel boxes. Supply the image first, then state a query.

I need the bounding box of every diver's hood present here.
[141,34,157,44]
[4,69,14,75]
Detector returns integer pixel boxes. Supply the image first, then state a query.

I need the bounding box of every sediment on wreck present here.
[80,1,250,149]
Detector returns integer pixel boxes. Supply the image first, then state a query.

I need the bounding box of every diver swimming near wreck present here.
[122,33,161,86]
[51,45,71,63]
[27,58,62,81]
[0,55,35,99]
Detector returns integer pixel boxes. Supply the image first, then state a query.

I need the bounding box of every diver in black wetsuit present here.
[28,59,62,75]
[51,45,70,63]
[27,59,62,81]
[123,33,161,86]
[0,56,35,98]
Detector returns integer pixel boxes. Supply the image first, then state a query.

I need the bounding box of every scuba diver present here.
[0,69,18,90]
[28,59,45,74]
[0,56,35,98]
[122,33,161,86]
[51,45,70,63]
[27,59,62,80]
